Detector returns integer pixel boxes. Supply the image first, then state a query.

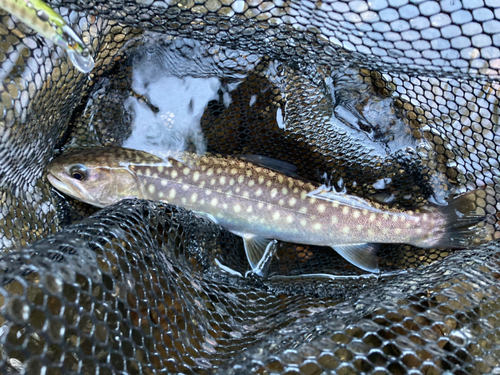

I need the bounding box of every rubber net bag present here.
[0,0,499,373]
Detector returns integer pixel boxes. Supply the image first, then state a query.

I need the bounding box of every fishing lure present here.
[0,0,94,73]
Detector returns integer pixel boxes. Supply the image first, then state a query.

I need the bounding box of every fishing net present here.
[0,0,499,373]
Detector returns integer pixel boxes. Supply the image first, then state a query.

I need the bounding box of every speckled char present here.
[130,153,433,247]
[47,147,485,273]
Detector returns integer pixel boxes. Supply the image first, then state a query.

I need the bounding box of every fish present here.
[46,147,485,274]
[0,0,94,73]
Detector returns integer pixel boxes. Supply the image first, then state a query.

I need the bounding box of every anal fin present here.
[241,234,277,276]
[331,243,379,273]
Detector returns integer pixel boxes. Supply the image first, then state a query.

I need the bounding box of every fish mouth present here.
[47,173,67,192]
[47,173,83,201]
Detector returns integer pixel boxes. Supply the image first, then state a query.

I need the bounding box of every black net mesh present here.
[0,0,500,373]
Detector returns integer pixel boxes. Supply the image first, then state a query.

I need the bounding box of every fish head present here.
[46,147,148,207]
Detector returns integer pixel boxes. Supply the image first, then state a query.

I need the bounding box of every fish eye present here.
[69,164,88,181]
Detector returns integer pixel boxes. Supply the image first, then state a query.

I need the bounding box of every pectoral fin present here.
[331,243,379,272]
[193,211,219,225]
[241,234,277,276]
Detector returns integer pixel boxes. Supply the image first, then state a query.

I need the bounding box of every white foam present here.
[276,107,285,129]
[124,63,220,157]
[373,178,392,190]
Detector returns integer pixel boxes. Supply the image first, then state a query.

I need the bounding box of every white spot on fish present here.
[238,176,244,183]
[243,191,250,199]
[281,187,288,195]
[271,188,278,198]
[266,181,272,187]
[182,184,190,191]
[392,215,398,222]
[246,206,253,213]
[331,216,338,224]
[148,184,155,194]
[222,203,228,210]
[257,202,264,209]
[289,198,297,206]
[299,207,307,214]
[234,204,242,213]
[207,168,214,176]
[300,219,307,226]
[248,180,255,187]
[343,226,350,234]
[229,178,235,186]
[367,229,374,236]
[220,176,226,185]
[258,176,264,184]
[146,168,151,177]
[191,193,198,203]
[161,180,168,186]
[369,213,376,222]
[395,228,401,234]
[171,170,178,178]
[383,214,390,220]
[286,215,293,223]
[353,210,360,219]
[255,189,263,197]
[272,212,280,220]
[278,199,284,206]
[193,171,200,181]
[169,189,176,199]
[181,197,187,204]
[317,204,326,213]
[210,178,216,185]
[158,192,164,198]
[342,207,349,215]
[230,168,237,175]
[300,191,307,200]
[211,198,218,206]
[313,223,321,230]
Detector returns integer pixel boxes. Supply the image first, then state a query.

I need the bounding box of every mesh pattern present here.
[0,0,499,373]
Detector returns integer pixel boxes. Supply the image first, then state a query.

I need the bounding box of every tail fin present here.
[430,189,486,249]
